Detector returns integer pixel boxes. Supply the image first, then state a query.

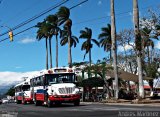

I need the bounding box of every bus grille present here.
[58,87,75,94]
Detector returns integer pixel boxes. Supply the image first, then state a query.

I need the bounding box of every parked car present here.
[2,98,9,104]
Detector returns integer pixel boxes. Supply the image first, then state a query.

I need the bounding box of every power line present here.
[0,1,158,43]
[73,3,160,25]
[1,0,43,25]
[0,0,158,39]
[70,0,88,9]
[0,0,69,37]
[1,1,159,44]
[0,0,89,43]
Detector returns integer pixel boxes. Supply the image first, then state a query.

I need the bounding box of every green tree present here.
[141,27,155,64]
[57,6,73,68]
[46,14,61,68]
[79,27,99,67]
[144,61,159,90]
[5,86,15,96]
[36,20,53,69]
[98,24,112,61]
[60,26,79,57]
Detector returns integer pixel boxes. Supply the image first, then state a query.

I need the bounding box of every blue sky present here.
[0,0,160,74]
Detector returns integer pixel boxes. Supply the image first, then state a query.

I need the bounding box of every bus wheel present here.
[55,102,61,106]
[35,100,40,106]
[23,101,27,105]
[30,101,34,104]
[74,100,80,106]
[16,100,20,104]
[17,100,21,104]
[47,99,52,108]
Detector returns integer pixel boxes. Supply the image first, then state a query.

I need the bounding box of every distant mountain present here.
[0,81,20,95]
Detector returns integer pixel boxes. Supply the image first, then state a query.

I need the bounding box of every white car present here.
[2,98,9,104]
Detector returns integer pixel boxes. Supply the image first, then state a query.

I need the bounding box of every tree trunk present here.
[123,46,131,91]
[147,46,150,64]
[109,49,112,64]
[111,0,119,99]
[45,38,49,70]
[68,30,72,68]
[56,34,58,68]
[133,0,145,98]
[89,49,92,67]
[49,38,52,69]
[104,78,110,99]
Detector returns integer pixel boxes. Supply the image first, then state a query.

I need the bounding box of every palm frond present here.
[91,39,99,47]
[60,37,68,46]
[98,33,109,39]
[57,6,70,26]
[79,33,88,39]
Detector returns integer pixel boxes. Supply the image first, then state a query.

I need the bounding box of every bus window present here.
[22,85,30,91]
[37,77,41,86]
[40,76,44,86]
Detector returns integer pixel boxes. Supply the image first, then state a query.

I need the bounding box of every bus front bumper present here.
[24,97,32,102]
[48,94,80,102]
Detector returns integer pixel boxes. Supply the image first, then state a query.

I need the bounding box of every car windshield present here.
[46,73,75,85]
[22,85,30,91]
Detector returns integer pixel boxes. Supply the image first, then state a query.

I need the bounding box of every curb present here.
[80,102,160,107]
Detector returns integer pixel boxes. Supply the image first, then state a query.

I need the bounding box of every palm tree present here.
[141,27,159,91]
[57,6,73,68]
[36,20,53,70]
[60,26,79,59]
[133,0,144,98]
[46,14,61,68]
[111,0,119,99]
[79,27,99,67]
[141,27,157,64]
[98,24,112,62]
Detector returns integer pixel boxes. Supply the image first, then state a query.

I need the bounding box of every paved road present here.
[0,103,160,117]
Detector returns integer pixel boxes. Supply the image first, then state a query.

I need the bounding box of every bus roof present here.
[14,77,31,88]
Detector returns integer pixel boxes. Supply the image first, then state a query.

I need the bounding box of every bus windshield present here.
[22,85,30,91]
[46,73,75,85]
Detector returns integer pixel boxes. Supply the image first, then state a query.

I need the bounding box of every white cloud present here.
[155,41,160,49]
[19,37,36,44]
[98,0,102,5]
[118,44,133,52]
[15,66,22,69]
[124,44,133,50]
[0,70,42,86]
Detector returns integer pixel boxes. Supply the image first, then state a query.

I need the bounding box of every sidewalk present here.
[80,99,160,107]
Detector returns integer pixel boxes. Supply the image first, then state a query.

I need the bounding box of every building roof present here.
[106,70,153,82]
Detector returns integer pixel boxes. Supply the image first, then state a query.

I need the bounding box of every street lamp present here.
[0,25,13,42]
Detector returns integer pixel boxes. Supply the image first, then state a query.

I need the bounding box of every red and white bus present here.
[30,67,80,107]
[14,78,33,104]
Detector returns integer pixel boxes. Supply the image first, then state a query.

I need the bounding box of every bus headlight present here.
[74,88,80,94]
[75,91,79,94]
[50,90,54,95]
